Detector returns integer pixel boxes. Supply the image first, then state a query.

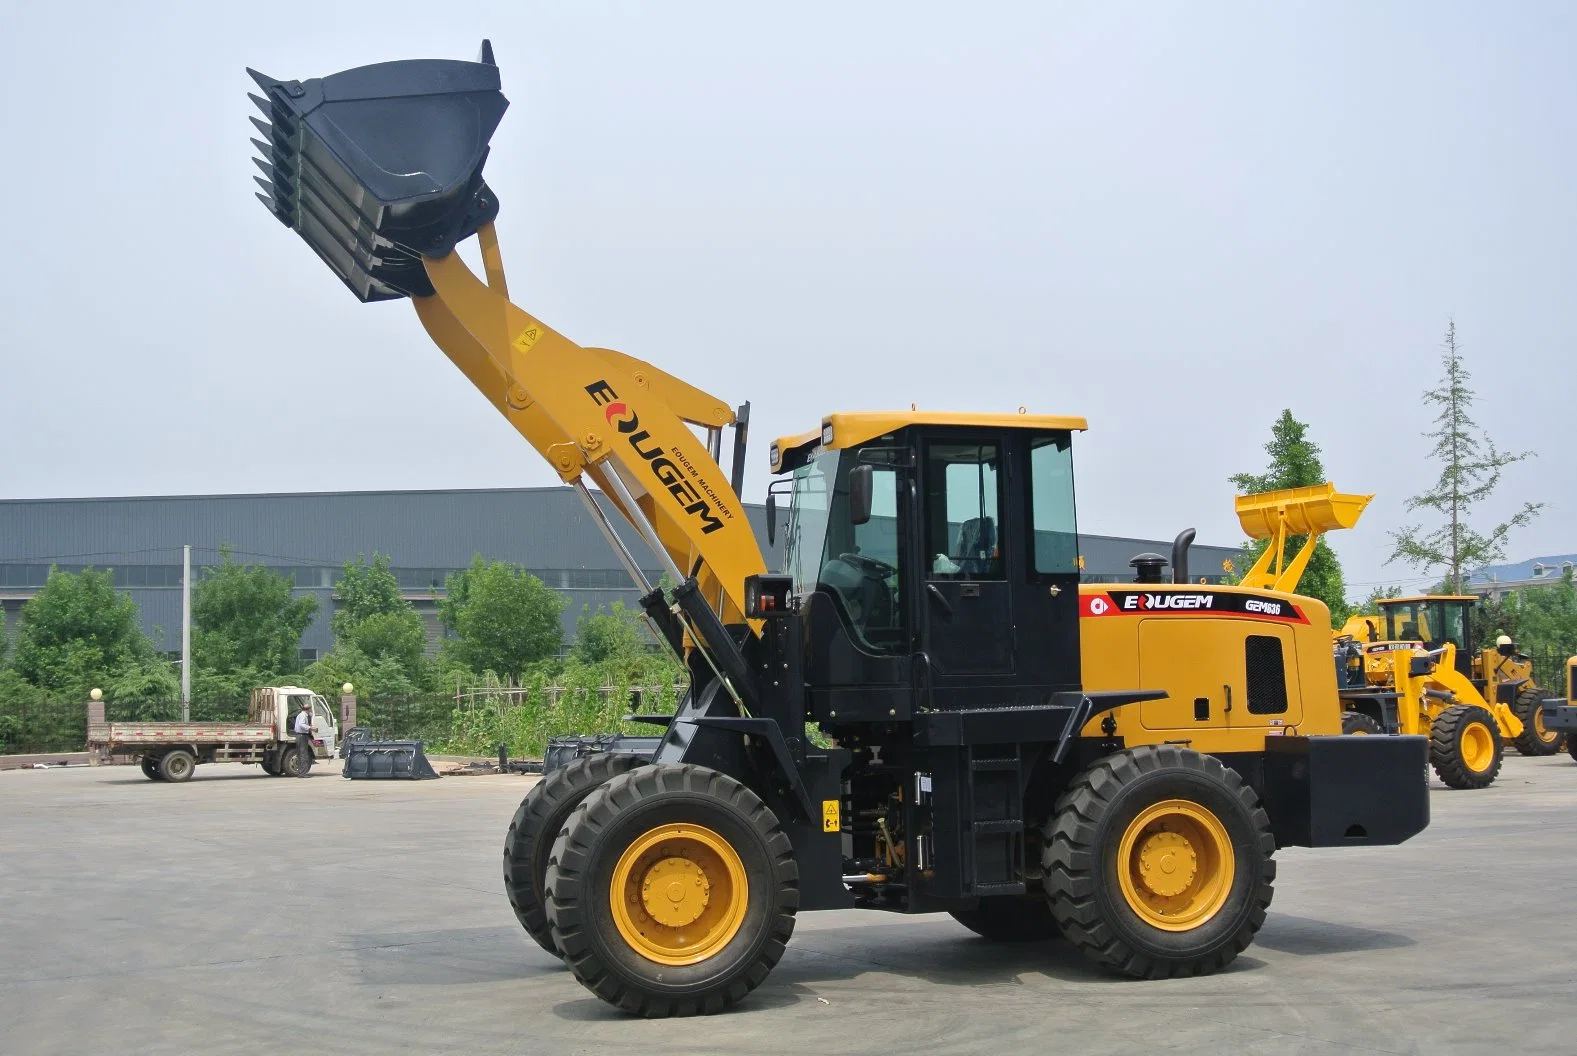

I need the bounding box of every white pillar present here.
[181,544,192,722]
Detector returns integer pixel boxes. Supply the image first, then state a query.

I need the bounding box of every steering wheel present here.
[839,552,897,578]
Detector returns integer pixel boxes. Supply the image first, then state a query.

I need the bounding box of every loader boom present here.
[248,48,769,681]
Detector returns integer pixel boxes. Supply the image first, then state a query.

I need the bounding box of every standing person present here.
[293,700,315,777]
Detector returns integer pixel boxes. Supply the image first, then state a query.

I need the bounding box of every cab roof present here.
[1378,595,1480,605]
[770,410,1088,474]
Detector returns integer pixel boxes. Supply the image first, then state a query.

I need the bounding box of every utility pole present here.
[181,544,192,722]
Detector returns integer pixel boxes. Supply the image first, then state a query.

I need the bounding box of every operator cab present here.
[1378,596,1479,681]
[770,411,1086,720]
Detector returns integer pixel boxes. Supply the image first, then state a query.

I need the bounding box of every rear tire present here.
[546,763,797,1017]
[1511,686,1563,756]
[1430,704,1503,789]
[140,756,164,781]
[280,747,303,778]
[504,752,645,956]
[159,749,196,783]
[1043,744,1275,979]
[1342,711,1384,735]
[1568,734,1577,763]
[949,896,1060,941]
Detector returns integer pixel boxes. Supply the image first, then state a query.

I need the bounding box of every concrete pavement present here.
[2,755,1575,1055]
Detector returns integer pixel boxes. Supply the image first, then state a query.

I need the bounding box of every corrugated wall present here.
[0,487,1240,653]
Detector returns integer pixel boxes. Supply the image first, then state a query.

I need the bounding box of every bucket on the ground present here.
[342,738,440,780]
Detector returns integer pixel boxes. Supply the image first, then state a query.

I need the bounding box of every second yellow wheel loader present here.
[1336,596,1563,787]
[248,43,1430,1017]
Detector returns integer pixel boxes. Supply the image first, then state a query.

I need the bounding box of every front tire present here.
[1043,745,1275,979]
[546,764,797,1017]
[949,896,1060,941]
[504,752,644,956]
[1511,686,1563,756]
[1430,704,1503,789]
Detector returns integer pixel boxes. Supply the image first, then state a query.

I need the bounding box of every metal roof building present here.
[0,488,1239,658]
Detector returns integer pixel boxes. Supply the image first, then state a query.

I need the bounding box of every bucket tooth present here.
[478,39,495,65]
[249,115,273,139]
[245,67,278,90]
[248,91,272,116]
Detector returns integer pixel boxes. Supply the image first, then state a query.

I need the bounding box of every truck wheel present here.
[280,747,303,778]
[545,763,797,1017]
[504,752,644,956]
[140,756,164,781]
[159,750,196,783]
[1042,744,1275,979]
[1342,712,1384,735]
[949,896,1061,941]
[1430,704,1503,789]
[1511,686,1563,756]
[1568,734,1577,763]
[261,754,282,776]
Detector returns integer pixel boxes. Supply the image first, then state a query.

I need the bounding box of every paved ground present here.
[3,755,1575,1056]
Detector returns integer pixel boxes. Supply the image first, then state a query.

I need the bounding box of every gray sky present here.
[1,2,1571,597]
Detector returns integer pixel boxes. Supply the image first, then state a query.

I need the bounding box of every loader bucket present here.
[1235,482,1373,541]
[341,735,440,780]
[248,41,508,302]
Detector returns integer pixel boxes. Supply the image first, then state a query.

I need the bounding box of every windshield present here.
[1382,600,1469,650]
[785,448,905,654]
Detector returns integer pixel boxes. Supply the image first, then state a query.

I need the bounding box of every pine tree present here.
[1388,321,1540,595]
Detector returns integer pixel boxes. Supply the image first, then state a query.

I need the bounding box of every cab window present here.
[924,441,1003,580]
[1028,434,1078,574]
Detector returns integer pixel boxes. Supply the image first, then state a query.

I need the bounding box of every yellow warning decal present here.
[822,799,840,833]
[512,324,543,354]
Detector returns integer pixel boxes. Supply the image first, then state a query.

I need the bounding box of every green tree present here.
[1230,409,1351,621]
[1388,320,1541,595]
[328,554,428,680]
[191,549,319,684]
[10,567,170,696]
[1355,584,1403,617]
[439,556,564,681]
[302,644,422,700]
[1485,571,1577,658]
[572,601,646,666]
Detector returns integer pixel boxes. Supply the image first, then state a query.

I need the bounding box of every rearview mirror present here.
[765,491,777,546]
[849,465,874,526]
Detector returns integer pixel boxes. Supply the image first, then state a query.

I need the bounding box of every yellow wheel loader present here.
[1539,658,1577,762]
[247,44,1430,1017]
[1335,596,1564,787]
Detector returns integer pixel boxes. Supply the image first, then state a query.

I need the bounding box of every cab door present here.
[918,435,1015,685]
[311,695,338,758]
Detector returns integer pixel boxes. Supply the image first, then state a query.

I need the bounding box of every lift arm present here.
[246,46,767,638]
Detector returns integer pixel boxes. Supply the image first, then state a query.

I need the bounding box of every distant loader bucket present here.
[1234,482,1373,595]
[248,41,508,302]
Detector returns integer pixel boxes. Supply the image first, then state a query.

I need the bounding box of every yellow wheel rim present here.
[1533,708,1558,746]
[1461,721,1495,772]
[610,823,748,966]
[1117,799,1235,932]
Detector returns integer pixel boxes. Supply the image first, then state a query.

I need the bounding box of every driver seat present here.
[955,517,996,576]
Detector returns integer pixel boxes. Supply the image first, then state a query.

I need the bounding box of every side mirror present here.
[765,491,777,547]
[849,464,874,526]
